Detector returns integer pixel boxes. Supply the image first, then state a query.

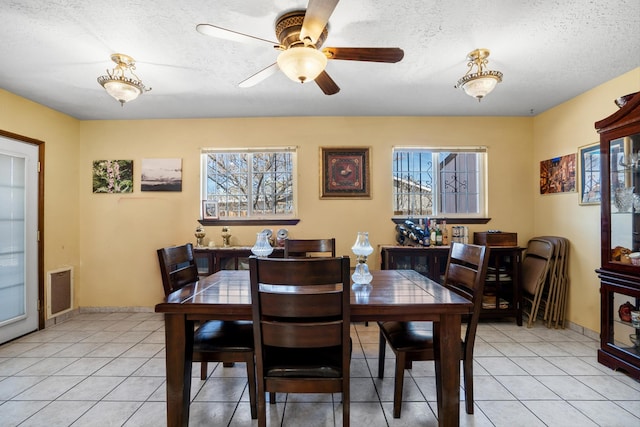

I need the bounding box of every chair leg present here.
[378,330,386,379]
[257,381,266,427]
[343,384,350,427]
[200,361,208,380]
[463,357,474,414]
[392,352,406,418]
[246,354,257,419]
[269,392,276,404]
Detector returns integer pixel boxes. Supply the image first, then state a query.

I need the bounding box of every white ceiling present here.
[1,0,638,121]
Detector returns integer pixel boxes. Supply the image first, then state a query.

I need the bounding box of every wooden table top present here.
[155,269,472,322]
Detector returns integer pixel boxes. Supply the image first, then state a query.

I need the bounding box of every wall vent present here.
[46,267,73,319]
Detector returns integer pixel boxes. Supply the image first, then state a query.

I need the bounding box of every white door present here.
[0,135,39,343]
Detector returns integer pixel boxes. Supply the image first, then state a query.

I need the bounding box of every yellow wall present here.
[0,88,81,306]
[78,116,534,306]
[532,67,640,332]
[1,68,638,334]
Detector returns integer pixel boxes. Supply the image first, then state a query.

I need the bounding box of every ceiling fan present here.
[196,0,404,95]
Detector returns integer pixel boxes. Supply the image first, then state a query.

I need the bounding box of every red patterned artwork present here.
[320,147,370,198]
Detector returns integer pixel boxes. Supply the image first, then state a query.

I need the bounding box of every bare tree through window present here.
[202,148,295,219]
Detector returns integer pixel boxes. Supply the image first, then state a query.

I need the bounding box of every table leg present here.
[433,314,461,427]
[164,313,194,427]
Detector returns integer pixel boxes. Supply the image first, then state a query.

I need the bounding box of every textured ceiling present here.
[0,0,638,120]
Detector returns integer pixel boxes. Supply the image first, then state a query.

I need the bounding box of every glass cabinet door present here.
[608,133,640,265]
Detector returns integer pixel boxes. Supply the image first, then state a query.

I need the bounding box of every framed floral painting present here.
[92,160,133,193]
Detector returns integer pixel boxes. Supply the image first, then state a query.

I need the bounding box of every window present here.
[392,147,487,218]
[201,147,297,220]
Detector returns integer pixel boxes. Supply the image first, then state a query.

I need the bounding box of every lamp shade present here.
[459,73,501,100]
[277,46,327,83]
[101,79,142,105]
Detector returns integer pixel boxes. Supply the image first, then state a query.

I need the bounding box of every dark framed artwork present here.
[539,153,576,195]
[320,147,371,199]
[578,143,601,205]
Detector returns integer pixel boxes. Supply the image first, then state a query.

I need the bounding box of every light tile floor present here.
[1,312,639,426]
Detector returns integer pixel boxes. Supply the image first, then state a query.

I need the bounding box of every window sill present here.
[198,218,300,226]
[391,217,491,225]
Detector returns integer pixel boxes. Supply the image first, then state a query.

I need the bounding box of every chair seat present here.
[378,321,437,351]
[194,320,254,352]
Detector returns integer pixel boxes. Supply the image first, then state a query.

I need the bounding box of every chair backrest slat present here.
[157,243,199,295]
[262,321,343,348]
[284,238,336,258]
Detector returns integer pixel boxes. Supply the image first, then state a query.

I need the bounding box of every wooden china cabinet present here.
[595,90,640,380]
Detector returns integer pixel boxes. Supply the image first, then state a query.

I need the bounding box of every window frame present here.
[199,147,299,225]
[391,146,489,221]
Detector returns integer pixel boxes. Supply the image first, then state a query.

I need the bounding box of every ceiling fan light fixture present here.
[455,48,503,101]
[277,46,327,84]
[97,53,150,106]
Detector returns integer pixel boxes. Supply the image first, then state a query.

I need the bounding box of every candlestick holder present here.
[221,226,232,247]
[194,225,206,248]
[351,231,374,285]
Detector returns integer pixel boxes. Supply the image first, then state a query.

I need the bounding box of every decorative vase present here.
[251,232,273,257]
[614,187,634,212]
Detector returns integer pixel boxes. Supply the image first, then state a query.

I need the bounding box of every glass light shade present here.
[277,47,327,83]
[351,232,374,257]
[251,232,274,257]
[100,78,142,105]
[458,73,502,101]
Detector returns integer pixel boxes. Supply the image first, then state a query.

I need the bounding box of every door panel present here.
[0,136,38,343]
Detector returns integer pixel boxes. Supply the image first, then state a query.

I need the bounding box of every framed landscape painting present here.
[320,147,371,199]
[141,158,182,192]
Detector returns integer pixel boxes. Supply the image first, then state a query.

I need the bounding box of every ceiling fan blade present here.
[238,63,279,88]
[323,47,404,63]
[196,23,277,45]
[300,0,339,44]
[315,70,340,95]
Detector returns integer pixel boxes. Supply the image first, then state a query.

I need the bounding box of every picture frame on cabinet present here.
[320,147,371,199]
[578,142,601,205]
[203,200,218,219]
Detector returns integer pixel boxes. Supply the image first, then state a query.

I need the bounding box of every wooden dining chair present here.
[283,238,336,258]
[157,243,257,419]
[377,242,490,417]
[249,256,351,427]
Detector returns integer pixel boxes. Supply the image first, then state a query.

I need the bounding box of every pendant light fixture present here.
[97,53,151,106]
[455,48,503,101]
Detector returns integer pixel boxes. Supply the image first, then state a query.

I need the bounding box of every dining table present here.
[155,268,473,427]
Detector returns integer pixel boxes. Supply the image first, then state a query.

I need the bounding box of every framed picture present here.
[578,143,601,205]
[141,158,182,192]
[539,153,576,195]
[92,160,133,193]
[203,200,218,219]
[320,147,371,199]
